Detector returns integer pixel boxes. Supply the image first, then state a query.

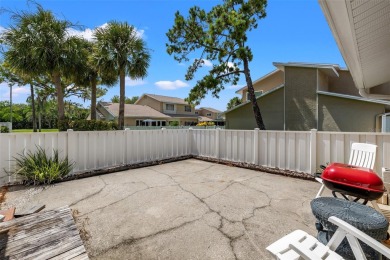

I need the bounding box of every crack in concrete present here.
[69,176,107,207]
[148,167,260,260]
[77,163,296,259]
[93,217,202,257]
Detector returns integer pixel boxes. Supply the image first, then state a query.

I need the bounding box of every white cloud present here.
[228,85,245,90]
[66,23,145,42]
[125,77,147,87]
[67,27,96,41]
[1,86,30,99]
[193,59,212,67]
[201,59,213,67]
[154,80,189,90]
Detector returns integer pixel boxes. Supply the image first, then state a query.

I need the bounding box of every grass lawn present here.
[12,129,59,133]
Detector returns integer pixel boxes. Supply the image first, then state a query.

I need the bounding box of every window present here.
[185,105,191,112]
[246,90,263,101]
[206,113,212,117]
[166,104,174,111]
[195,111,199,115]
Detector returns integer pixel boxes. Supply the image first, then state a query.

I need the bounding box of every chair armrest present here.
[329,216,390,259]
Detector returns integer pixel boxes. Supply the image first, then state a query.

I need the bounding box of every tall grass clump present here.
[14,147,73,185]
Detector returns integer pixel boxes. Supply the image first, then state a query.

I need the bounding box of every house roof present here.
[136,94,189,105]
[319,0,390,89]
[198,116,213,122]
[168,114,199,119]
[319,0,390,91]
[104,103,170,118]
[197,107,222,113]
[317,91,390,105]
[273,62,341,77]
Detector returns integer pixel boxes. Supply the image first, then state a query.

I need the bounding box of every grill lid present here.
[321,163,385,193]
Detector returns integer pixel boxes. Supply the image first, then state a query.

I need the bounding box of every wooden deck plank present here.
[69,254,89,260]
[0,207,70,231]
[17,235,83,260]
[0,206,88,259]
[4,223,77,253]
[50,245,87,260]
[14,204,45,217]
[3,215,74,243]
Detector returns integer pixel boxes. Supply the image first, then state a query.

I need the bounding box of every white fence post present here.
[215,128,220,159]
[188,127,193,156]
[310,129,317,174]
[253,128,259,165]
[67,129,76,174]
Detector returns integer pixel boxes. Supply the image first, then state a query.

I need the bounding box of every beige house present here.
[195,107,224,125]
[135,94,198,126]
[95,94,225,127]
[224,62,390,132]
[95,102,170,126]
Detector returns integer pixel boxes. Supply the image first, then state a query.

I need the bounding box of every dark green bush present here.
[0,126,9,133]
[58,120,118,131]
[169,121,179,126]
[13,146,73,185]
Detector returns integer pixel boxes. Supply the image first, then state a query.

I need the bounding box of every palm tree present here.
[74,40,117,120]
[93,21,151,129]
[1,5,85,128]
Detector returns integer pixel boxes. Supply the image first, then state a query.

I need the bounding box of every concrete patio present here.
[2,159,323,259]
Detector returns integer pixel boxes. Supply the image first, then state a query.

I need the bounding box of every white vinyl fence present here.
[1,128,390,186]
[0,129,191,185]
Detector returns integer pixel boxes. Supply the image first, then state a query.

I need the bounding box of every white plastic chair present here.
[266,216,390,260]
[315,143,377,198]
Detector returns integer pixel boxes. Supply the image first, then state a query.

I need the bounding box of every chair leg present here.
[316,184,326,198]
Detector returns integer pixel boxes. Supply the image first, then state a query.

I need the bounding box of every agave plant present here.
[14,146,73,185]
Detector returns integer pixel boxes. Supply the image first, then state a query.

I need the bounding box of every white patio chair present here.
[315,143,377,198]
[266,216,390,260]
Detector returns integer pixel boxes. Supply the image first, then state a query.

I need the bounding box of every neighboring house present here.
[94,94,223,127]
[135,94,198,126]
[95,102,170,126]
[195,107,225,125]
[224,62,390,132]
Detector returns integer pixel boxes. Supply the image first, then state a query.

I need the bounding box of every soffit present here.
[319,0,390,89]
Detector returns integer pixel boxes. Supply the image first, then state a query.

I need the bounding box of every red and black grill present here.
[321,163,386,203]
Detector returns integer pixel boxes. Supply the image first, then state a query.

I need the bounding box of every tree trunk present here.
[118,70,126,130]
[30,84,37,132]
[90,77,97,120]
[52,71,65,128]
[38,96,42,132]
[243,57,266,130]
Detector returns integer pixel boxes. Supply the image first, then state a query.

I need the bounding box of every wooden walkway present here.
[0,206,89,259]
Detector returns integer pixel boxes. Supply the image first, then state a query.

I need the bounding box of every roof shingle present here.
[143,94,189,105]
[105,103,170,118]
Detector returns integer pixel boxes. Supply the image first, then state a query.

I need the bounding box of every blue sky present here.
[0,0,345,111]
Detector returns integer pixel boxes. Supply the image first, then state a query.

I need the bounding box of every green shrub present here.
[13,146,73,185]
[0,126,9,133]
[169,121,179,126]
[58,119,118,131]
